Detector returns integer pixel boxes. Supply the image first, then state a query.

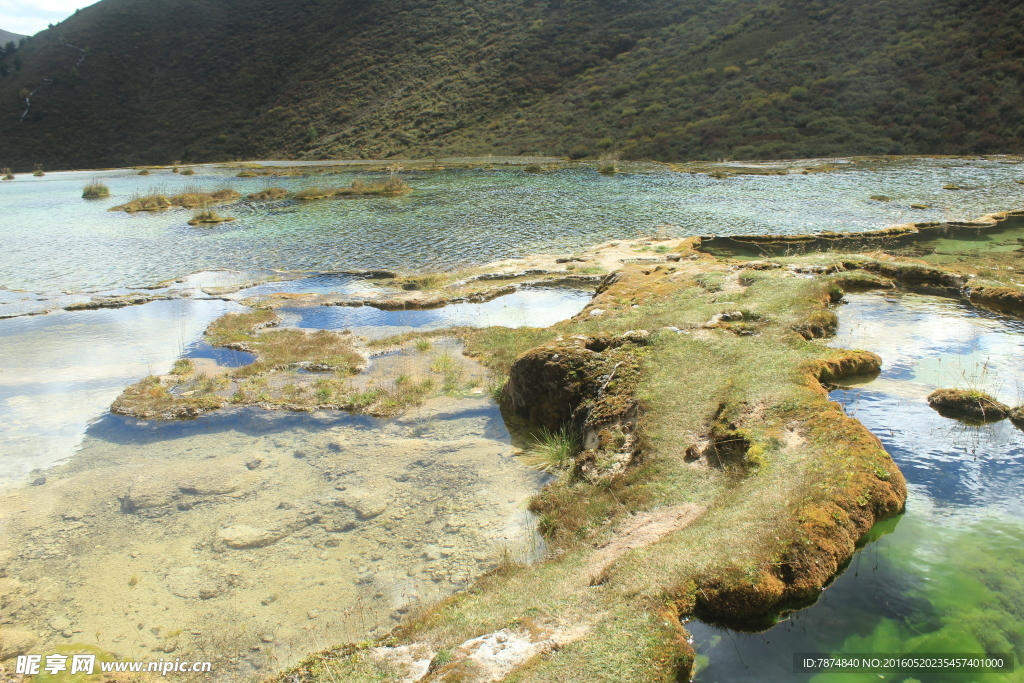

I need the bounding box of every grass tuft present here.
[82,180,110,198]
[520,425,579,472]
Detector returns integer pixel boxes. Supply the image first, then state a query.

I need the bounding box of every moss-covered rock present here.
[966,285,1024,315]
[927,388,1011,422]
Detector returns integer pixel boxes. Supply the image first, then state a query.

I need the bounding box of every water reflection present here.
[0,299,242,487]
[692,291,1024,682]
[277,286,594,338]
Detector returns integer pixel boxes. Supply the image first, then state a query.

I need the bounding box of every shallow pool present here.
[690,291,1024,683]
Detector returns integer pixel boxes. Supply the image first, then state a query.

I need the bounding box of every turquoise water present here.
[1,157,1023,293]
[691,292,1024,682]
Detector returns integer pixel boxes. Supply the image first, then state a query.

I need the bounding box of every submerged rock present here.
[217,525,283,549]
[165,566,229,599]
[120,477,179,511]
[0,628,38,660]
[336,490,389,519]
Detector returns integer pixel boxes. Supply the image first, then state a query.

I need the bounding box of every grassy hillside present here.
[1,0,1022,169]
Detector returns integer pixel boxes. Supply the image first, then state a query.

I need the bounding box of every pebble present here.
[49,616,72,631]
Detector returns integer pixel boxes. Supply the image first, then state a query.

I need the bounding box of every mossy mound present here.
[111,376,226,419]
[246,187,288,201]
[170,188,241,208]
[966,285,1024,315]
[81,182,110,199]
[926,388,1011,423]
[109,195,171,212]
[187,210,236,226]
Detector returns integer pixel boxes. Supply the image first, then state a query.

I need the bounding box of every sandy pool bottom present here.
[0,395,543,679]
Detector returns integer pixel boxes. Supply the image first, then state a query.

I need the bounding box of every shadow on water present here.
[85,399,515,447]
[691,291,1024,683]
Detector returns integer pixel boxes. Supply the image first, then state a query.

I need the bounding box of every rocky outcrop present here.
[500,330,651,479]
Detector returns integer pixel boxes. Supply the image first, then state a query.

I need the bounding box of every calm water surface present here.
[2,157,1023,293]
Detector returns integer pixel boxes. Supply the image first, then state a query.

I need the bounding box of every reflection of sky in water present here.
[4,157,1024,292]
[0,299,242,486]
[831,292,1024,405]
[183,340,255,367]
[831,387,1024,512]
[277,287,593,338]
[692,291,1024,682]
[829,291,1024,513]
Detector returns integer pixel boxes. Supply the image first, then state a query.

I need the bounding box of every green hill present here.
[1,0,1022,170]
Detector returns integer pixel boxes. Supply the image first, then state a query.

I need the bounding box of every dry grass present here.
[82,180,110,198]
[246,187,288,201]
[109,186,240,212]
[170,186,241,208]
[109,194,171,212]
[188,210,235,225]
[295,175,411,200]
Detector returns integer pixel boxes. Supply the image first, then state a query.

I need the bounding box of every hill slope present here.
[0,29,26,46]
[1,0,1022,169]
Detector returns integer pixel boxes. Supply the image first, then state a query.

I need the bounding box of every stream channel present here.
[2,157,1024,680]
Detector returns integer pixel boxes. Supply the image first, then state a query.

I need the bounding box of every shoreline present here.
[0,201,1020,322]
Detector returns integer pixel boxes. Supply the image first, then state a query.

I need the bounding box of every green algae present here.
[811,514,1024,683]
